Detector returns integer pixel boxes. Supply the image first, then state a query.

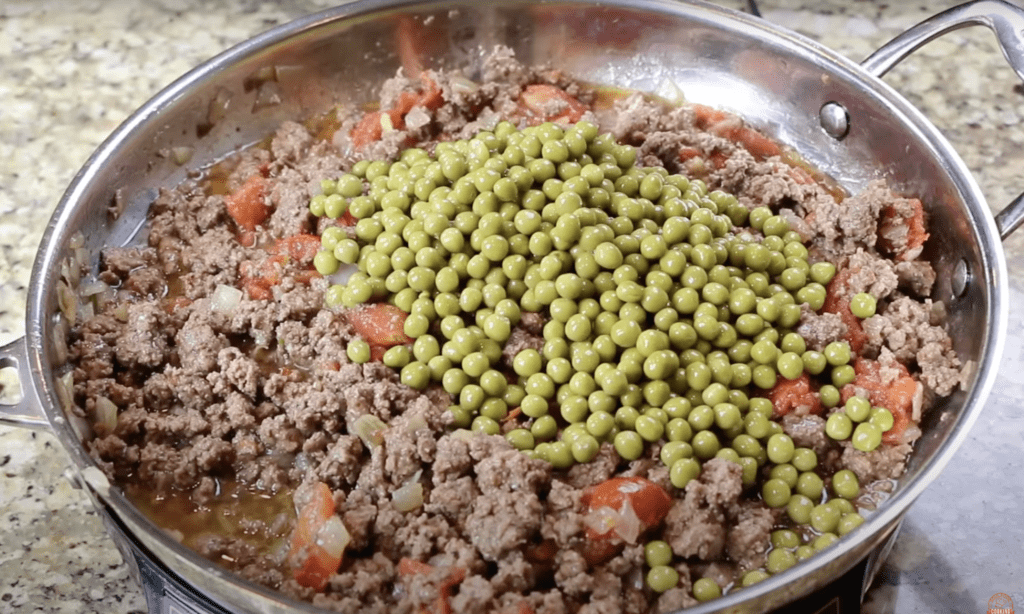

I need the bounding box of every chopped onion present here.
[405,414,429,434]
[315,516,351,560]
[353,414,387,449]
[654,78,686,105]
[79,279,109,296]
[450,75,479,94]
[211,284,243,313]
[614,499,642,544]
[113,304,130,322]
[582,505,619,538]
[55,371,75,412]
[94,396,118,434]
[171,146,194,165]
[57,280,77,326]
[78,300,94,323]
[380,113,394,133]
[51,327,69,364]
[581,501,642,544]
[68,231,85,250]
[392,481,424,512]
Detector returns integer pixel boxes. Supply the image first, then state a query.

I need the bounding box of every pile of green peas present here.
[309,118,888,594]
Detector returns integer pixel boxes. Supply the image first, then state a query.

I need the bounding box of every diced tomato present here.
[350,76,445,148]
[397,558,467,614]
[239,254,288,301]
[841,358,919,445]
[822,268,867,354]
[518,84,587,126]
[879,197,929,261]
[272,234,322,263]
[767,372,821,419]
[523,538,557,564]
[225,174,270,232]
[581,476,673,539]
[691,103,729,129]
[288,482,342,591]
[346,303,414,354]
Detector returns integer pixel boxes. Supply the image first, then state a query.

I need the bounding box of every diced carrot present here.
[288,482,342,591]
[273,234,322,263]
[841,358,918,445]
[346,303,414,356]
[338,210,359,227]
[767,372,821,419]
[733,126,782,160]
[518,84,587,126]
[398,557,435,576]
[225,174,270,231]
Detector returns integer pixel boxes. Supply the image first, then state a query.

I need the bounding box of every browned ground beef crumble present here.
[69,49,965,613]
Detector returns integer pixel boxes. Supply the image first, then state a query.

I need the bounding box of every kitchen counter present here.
[1,1,1022,612]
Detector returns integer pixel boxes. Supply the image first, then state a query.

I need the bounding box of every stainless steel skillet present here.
[2,1,1023,612]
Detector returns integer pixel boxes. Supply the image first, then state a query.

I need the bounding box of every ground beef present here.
[66,48,966,613]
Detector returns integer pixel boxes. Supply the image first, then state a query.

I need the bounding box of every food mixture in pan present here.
[66,49,966,613]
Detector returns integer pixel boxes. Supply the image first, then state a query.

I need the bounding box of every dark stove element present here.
[747,0,762,18]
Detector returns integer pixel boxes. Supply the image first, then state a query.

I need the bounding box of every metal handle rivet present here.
[819,102,850,140]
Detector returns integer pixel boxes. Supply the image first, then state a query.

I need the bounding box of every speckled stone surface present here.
[1,1,1022,613]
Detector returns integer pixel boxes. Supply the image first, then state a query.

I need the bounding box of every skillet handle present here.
[0,336,49,430]
[861,0,1024,239]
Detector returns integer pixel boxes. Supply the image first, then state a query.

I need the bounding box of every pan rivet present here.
[819,102,850,140]
[952,258,971,298]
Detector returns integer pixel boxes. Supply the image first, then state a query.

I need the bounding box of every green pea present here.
[684,577,718,605]
[380,344,410,368]
[787,493,814,524]
[813,532,839,551]
[640,541,673,568]
[766,433,795,464]
[845,395,872,422]
[831,364,856,387]
[832,469,861,499]
[742,570,770,587]
[796,472,824,500]
[762,478,792,508]
[849,292,877,318]
[769,464,799,489]
[400,361,431,389]
[586,411,616,438]
[837,512,866,536]
[670,457,701,489]
[870,406,895,432]
[771,529,800,550]
[613,430,645,461]
[819,384,841,408]
[809,503,841,534]
[644,565,678,593]
[507,429,536,451]
[531,415,558,441]
[766,548,797,574]
[824,341,852,366]
[791,447,817,472]
[691,430,720,460]
[851,421,884,450]
[635,415,665,442]
[825,412,853,440]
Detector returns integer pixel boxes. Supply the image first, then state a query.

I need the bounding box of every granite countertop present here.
[1,1,1022,613]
